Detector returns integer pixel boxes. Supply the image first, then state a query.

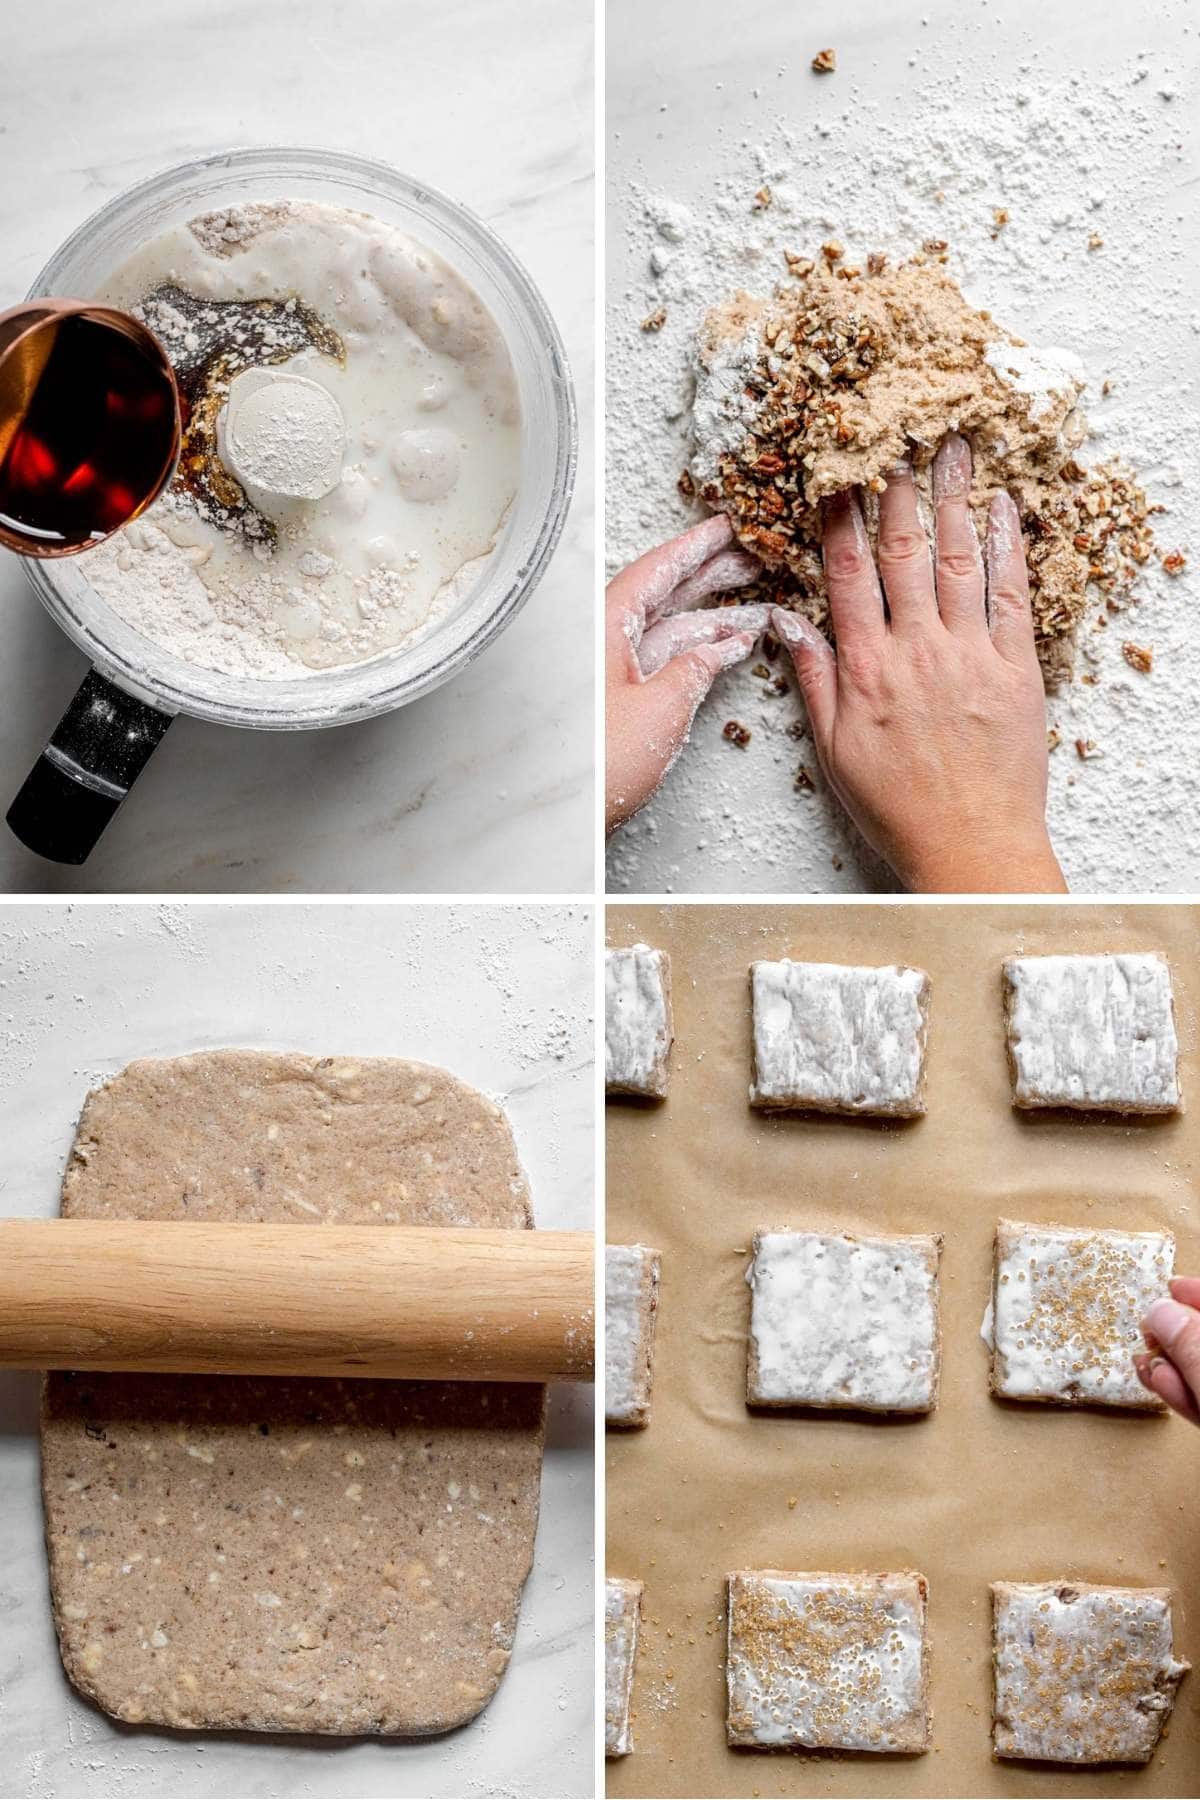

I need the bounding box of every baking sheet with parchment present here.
[606,903,1200,1800]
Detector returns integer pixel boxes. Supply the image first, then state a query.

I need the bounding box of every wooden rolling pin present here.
[0,1221,594,1384]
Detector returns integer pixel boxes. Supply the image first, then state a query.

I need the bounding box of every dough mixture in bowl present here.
[85,201,521,678]
[692,249,1159,683]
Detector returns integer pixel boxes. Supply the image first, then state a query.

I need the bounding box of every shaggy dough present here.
[41,1051,545,1736]
[693,255,1154,682]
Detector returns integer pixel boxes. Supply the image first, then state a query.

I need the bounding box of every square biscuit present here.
[750,960,931,1117]
[992,1581,1189,1763]
[746,1230,942,1413]
[606,945,673,1098]
[726,1569,931,1753]
[605,1244,662,1429]
[605,1576,643,1757]
[990,1221,1172,1409]
[1003,953,1180,1113]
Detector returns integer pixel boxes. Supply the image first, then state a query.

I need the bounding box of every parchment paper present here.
[606,903,1200,1799]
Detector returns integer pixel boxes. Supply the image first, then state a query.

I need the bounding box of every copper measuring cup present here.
[0,299,180,557]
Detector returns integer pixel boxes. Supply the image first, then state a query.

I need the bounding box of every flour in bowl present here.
[85,200,521,678]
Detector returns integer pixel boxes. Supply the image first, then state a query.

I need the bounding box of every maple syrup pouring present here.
[0,304,179,558]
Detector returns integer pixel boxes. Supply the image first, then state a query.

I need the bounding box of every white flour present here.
[607,39,1197,893]
[86,201,520,680]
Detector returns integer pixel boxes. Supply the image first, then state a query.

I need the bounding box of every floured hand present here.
[1138,1284,1200,1426]
[772,434,1068,893]
[606,515,764,833]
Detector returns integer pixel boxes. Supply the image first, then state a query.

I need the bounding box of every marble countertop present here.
[0,902,594,1798]
[0,0,594,895]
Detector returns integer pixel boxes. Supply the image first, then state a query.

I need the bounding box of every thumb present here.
[770,607,837,750]
[645,632,755,732]
[1140,1298,1200,1423]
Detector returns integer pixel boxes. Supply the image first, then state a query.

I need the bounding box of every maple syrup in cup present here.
[0,302,179,556]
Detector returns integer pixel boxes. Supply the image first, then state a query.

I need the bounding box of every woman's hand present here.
[1137,1283,1200,1424]
[771,434,1067,893]
[606,515,766,834]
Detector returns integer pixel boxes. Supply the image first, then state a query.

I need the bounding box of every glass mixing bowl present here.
[20,146,577,730]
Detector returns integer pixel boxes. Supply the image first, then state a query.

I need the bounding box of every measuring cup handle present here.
[6,669,173,865]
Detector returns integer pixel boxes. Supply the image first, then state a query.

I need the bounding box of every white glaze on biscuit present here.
[605,946,672,1097]
[746,1231,941,1413]
[726,1570,930,1752]
[1004,953,1180,1112]
[749,960,930,1115]
[605,1576,643,1757]
[605,1244,661,1427]
[992,1581,1189,1764]
[991,1221,1171,1408]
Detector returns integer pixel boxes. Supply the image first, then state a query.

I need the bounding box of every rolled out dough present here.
[41,1051,546,1736]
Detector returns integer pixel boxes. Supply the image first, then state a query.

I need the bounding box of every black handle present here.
[7,668,173,865]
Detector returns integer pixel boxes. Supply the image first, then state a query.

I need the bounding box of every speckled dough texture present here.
[605,1576,643,1757]
[725,1569,930,1753]
[990,1221,1172,1409]
[747,1231,941,1413]
[1003,952,1181,1112]
[605,946,673,1098]
[41,1051,546,1736]
[991,1581,1189,1764]
[750,960,931,1115]
[605,1244,661,1429]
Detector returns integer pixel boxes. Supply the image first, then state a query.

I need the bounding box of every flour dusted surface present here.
[747,1231,941,1413]
[607,28,1196,895]
[991,1581,1189,1764]
[42,1050,545,1736]
[750,959,930,1115]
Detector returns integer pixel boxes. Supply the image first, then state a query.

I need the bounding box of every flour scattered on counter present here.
[607,47,1197,894]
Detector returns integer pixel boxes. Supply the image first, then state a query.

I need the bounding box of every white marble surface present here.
[0,0,593,894]
[606,0,1200,895]
[0,902,594,1798]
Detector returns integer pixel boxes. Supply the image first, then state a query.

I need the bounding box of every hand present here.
[1137,1285,1200,1424]
[606,515,766,834]
[770,434,1067,893]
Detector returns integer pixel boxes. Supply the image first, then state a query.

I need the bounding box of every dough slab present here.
[41,1051,545,1736]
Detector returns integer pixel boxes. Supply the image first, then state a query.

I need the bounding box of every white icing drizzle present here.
[750,960,930,1114]
[605,1577,642,1757]
[746,1231,940,1413]
[726,1570,928,1752]
[605,945,671,1096]
[1004,953,1180,1111]
[991,1221,1172,1407]
[605,1244,661,1426]
[993,1582,1189,1764]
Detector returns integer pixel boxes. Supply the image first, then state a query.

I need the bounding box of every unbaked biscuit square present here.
[605,1244,661,1429]
[1003,952,1180,1112]
[605,1576,643,1757]
[605,945,673,1098]
[746,1230,941,1413]
[726,1569,931,1752]
[990,1221,1172,1409]
[749,960,931,1116]
[992,1581,1189,1763]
